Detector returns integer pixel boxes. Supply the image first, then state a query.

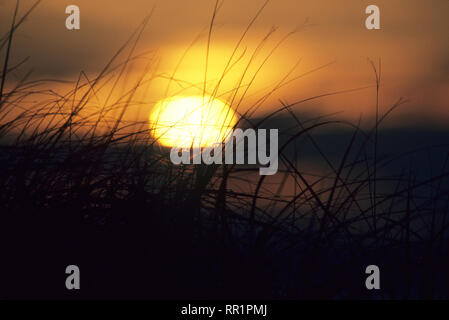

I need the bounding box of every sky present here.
[1,0,449,126]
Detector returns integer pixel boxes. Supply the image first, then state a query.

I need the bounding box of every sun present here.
[149,95,238,148]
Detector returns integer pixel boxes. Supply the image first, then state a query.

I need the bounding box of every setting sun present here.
[149,95,238,148]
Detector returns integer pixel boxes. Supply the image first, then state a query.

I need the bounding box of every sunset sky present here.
[2,1,449,301]
[1,0,448,125]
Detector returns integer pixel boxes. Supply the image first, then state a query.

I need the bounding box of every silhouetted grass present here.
[1,0,449,299]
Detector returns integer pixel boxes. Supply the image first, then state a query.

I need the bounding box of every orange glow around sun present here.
[149,95,238,148]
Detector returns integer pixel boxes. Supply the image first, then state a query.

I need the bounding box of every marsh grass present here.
[1,0,449,299]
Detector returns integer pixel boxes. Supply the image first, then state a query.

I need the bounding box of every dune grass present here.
[1,0,449,299]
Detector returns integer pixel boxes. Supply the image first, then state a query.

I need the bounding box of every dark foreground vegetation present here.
[1,1,449,299]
